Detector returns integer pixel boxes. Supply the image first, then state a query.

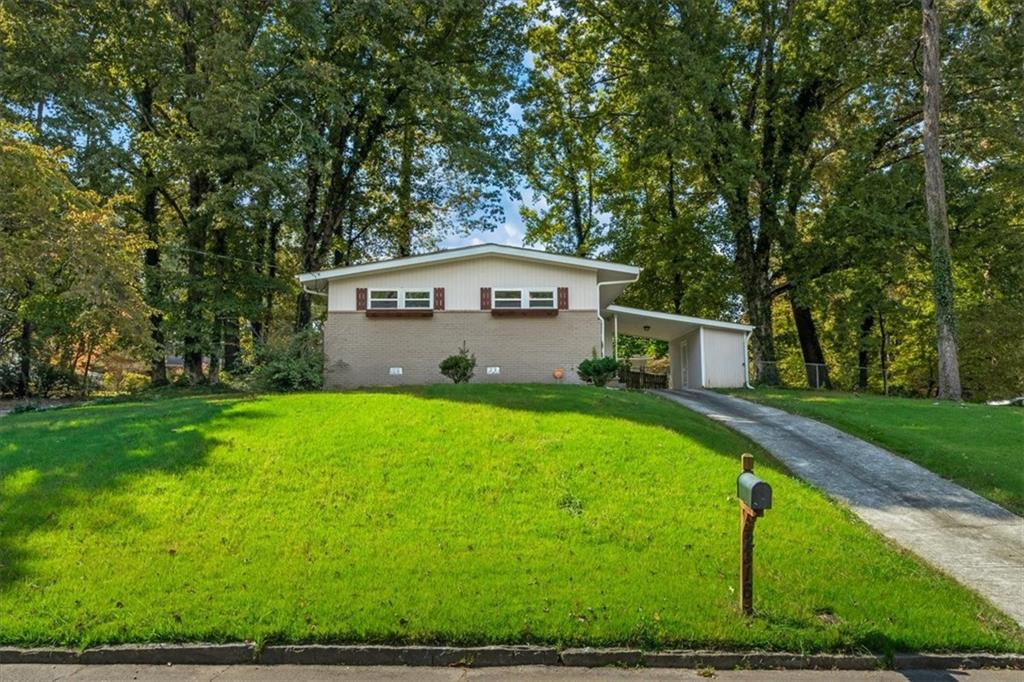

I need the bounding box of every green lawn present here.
[722,388,1024,516]
[1,385,1020,653]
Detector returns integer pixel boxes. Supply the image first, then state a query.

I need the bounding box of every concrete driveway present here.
[656,389,1024,627]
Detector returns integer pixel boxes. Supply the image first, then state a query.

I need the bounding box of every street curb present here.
[1,645,1022,669]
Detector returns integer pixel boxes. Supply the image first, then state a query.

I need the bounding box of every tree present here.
[920,0,963,400]
[517,6,608,256]
[0,124,147,396]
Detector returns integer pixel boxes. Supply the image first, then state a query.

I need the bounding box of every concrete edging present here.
[1,644,1022,669]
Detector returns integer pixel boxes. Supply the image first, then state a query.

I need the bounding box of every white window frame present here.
[368,288,434,310]
[491,287,557,309]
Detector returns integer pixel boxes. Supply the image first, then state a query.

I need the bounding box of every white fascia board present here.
[295,244,640,284]
[604,305,756,333]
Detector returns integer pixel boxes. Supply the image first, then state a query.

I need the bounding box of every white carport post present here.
[613,314,618,360]
[669,337,683,389]
[698,326,707,388]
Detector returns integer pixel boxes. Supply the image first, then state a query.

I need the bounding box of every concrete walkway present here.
[4,665,1022,681]
[656,389,1024,626]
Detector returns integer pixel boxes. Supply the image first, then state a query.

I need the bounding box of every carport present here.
[601,305,755,389]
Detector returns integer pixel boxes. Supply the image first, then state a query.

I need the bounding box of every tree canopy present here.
[0,0,1020,400]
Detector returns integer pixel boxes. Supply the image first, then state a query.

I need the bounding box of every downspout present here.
[597,278,639,356]
[743,330,754,389]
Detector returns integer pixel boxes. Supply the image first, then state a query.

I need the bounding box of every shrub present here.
[578,355,623,387]
[101,371,151,394]
[252,328,324,392]
[439,341,476,384]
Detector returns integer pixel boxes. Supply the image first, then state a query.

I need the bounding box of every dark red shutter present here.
[480,287,491,310]
[433,287,445,311]
[355,287,367,311]
[557,287,569,310]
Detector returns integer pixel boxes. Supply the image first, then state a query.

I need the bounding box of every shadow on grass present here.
[0,395,250,589]
[367,383,786,472]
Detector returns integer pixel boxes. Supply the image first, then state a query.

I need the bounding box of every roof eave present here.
[295,244,640,284]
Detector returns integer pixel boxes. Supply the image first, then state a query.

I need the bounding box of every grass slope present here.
[723,388,1024,515]
[1,385,1020,652]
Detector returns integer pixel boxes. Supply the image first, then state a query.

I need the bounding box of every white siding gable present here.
[328,255,599,312]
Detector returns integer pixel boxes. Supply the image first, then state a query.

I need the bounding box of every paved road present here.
[3,665,1022,681]
[656,389,1024,626]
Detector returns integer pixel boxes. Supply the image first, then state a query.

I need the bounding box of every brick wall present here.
[323,311,601,388]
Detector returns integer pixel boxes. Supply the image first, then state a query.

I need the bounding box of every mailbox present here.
[737,471,772,512]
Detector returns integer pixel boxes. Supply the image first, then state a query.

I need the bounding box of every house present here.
[297,244,753,389]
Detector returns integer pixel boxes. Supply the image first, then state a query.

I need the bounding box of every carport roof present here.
[603,305,754,341]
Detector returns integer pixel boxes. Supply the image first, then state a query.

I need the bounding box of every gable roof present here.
[296,243,641,288]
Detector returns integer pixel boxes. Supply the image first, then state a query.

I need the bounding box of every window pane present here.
[371,290,398,299]
[404,299,430,308]
[370,299,398,308]
[405,290,430,299]
[529,290,554,308]
[369,290,398,309]
[494,289,522,308]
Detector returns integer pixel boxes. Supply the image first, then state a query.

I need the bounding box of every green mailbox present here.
[737,471,772,512]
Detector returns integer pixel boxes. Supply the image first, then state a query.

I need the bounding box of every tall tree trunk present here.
[921,0,962,400]
[138,85,169,386]
[396,124,414,257]
[253,217,280,343]
[734,197,778,385]
[790,297,832,389]
[742,263,778,385]
[183,171,209,383]
[858,314,874,389]
[667,153,683,315]
[879,311,890,395]
[178,6,208,383]
[223,317,240,371]
[296,165,322,331]
[16,319,31,398]
[208,317,222,385]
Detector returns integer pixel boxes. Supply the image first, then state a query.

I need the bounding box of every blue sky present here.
[440,187,536,249]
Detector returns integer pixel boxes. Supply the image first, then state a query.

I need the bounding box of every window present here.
[369,288,433,310]
[492,288,556,309]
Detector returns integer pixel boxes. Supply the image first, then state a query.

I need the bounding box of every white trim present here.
[368,287,434,310]
[699,326,707,388]
[297,243,640,284]
[490,286,557,309]
[597,278,640,355]
[603,305,755,333]
[743,330,754,389]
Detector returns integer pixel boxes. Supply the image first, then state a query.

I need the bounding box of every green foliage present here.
[102,372,151,395]
[1,386,1020,650]
[439,341,476,384]
[0,123,148,396]
[252,329,324,392]
[577,355,622,387]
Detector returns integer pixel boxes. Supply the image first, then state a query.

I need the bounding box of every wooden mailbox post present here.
[736,453,772,615]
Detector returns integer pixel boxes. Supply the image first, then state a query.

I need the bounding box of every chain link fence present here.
[753,360,893,394]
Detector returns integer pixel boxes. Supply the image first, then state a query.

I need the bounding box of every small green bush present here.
[102,371,151,394]
[439,341,476,384]
[252,328,324,392]
[578,355,623,387]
